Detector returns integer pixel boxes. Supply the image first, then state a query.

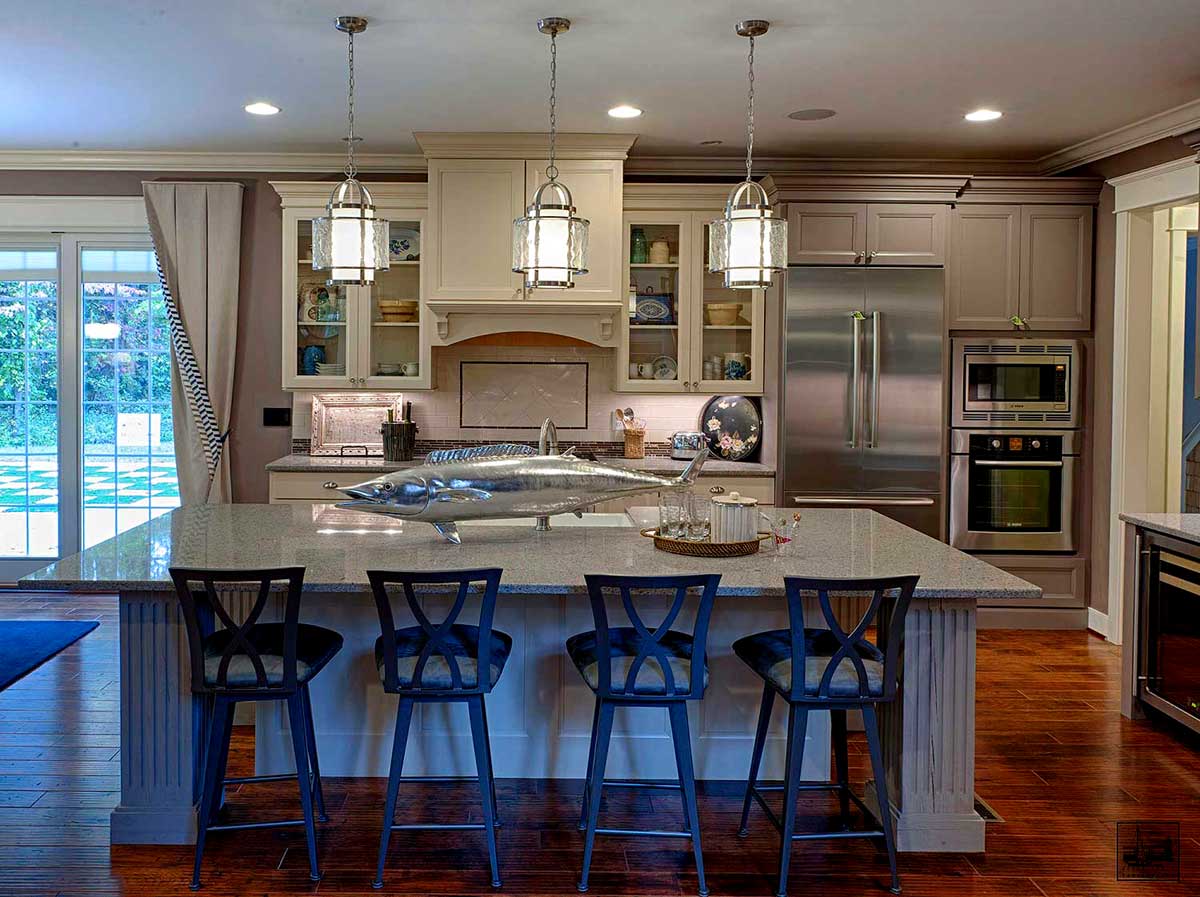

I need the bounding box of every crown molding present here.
[625,155,1042,177]
[271,180,427,209]
[621,183,734,211]
[956,175,1104,205]
[0,150,427,173]
[413,132,637,160]
[1110,156,1199,213]
[1035,97,1200,175]
[762,173,970,203]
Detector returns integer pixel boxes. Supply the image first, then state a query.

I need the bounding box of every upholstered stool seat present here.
[203,622,343,687]
[374,623,512,689]
[732,628,884,698]
[567,626,708,696]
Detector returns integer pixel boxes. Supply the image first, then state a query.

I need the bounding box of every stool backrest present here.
[583,573,721,701]
[782,575,918,703]
[367,567,503,694]
[169,566,306,694]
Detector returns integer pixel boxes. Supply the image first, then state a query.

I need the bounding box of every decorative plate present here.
[652,355,678,380]
[634,294,674,324]
[700,395,761,461]
[389,228,421,261]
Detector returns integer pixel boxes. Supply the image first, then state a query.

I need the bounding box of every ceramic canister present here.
[710,491,759,543]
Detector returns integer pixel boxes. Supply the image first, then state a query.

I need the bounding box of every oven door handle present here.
[972,459,1064,468]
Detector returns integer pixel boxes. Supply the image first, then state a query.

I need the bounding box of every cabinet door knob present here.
[854,251,863,264]
[709,485,725,495]
[868,250,878,261]
[323,481,339,490]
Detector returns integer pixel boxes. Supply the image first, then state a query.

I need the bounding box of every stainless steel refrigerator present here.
[782,267,944,537]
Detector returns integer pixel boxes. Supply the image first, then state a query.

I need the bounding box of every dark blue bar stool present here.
[567,572,721,895]
[367,567,510,890]
[733,575,918,897]
[170,566,343,890]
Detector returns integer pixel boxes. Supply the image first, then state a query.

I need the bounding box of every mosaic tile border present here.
[291,437,672,458]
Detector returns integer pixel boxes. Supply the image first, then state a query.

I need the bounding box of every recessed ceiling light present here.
[699,139,723,146]
[607,104,643,119]
[244,101,281,116]
[787,108,836,121]
[965,108,1002,122]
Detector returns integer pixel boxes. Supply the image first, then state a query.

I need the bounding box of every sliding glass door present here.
[0,236,179,581]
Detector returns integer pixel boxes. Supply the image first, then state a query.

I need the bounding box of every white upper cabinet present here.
[426,158,526,303]
[525,158,624,303]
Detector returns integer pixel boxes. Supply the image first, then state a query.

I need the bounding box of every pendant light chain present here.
[547,28,558,181]
[344,27,357,179]
[744,35,755,183]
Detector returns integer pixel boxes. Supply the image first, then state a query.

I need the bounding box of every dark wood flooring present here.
[1,591,1199,895]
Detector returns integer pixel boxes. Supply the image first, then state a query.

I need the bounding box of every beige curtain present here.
[142,182,244,504]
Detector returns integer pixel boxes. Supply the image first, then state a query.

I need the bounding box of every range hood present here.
[425,298,623,347]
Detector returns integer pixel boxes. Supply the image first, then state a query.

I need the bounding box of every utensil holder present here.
[381,421,417,462]
[624,429,646,459]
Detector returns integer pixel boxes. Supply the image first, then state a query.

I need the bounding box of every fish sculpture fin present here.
[432,522,461,544]
[573,509,583,518]
[425,444,536,464]
[560,445,577,457]
[434,487,493,503]
[676,446,709,486]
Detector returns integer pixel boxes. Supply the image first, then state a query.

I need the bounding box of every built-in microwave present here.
[951,338,1082,429]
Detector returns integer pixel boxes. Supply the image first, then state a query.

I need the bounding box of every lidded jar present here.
[710,491,758,543]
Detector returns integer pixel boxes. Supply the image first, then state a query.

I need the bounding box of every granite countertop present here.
[266,453,776,477]
[1119,512,1200,543]
[22,505,1038,599]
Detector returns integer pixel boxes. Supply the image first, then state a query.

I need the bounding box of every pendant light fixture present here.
[512,17,589,290]
[313,16,389,286]
[709,20,787,289]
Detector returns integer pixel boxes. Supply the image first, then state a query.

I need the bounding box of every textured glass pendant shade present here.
[313,178,389,285]
[513,180,589,289]
[708,180,787,289]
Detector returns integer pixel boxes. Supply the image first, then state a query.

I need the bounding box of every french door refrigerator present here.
[782,267,944,538]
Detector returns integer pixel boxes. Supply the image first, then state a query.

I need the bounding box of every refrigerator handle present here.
[849,311,865,447]
[867,310,881,448]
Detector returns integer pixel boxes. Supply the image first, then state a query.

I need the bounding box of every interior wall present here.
[1067,137,1199,618]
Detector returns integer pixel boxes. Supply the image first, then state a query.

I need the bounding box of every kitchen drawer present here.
[269,471,373,502]
[976,554,1087,608]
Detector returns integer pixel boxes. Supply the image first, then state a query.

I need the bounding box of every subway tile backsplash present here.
[290,343,723,447]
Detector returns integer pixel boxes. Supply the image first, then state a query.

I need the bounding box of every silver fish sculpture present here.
[337,442,709,543]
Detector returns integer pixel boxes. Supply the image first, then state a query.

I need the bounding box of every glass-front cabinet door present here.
[617,214,693,392]
[282,207,430,390]
[358,216,427,388]
[694,216,765,394]
[289,217,354,388]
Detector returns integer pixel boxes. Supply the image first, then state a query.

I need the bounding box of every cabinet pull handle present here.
[684,381,691,391]
[854,251,863,264]
[709,485,725,495]
[322,481,339,490]
[868,250,878,261]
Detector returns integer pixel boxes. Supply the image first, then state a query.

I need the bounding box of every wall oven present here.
[951,338,1081,428]
[949,429,1078,552]
[1138,532,1200,735]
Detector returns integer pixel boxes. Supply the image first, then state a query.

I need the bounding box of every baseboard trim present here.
[1087,606,1110,639]
[977,606,1088,630]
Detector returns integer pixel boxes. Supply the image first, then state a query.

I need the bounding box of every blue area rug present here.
[0,621,99,691]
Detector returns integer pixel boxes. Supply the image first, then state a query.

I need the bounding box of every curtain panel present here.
[142,182,244,504]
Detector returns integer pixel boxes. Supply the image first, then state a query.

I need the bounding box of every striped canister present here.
[710,492,759,543]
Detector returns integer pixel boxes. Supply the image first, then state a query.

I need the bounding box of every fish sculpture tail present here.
[674,446,708,487]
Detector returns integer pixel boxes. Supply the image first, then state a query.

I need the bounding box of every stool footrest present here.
[599,779,682,791]
[749,781,881,838]
[390,822,487,832]
[791,829,885,841]
[208,818,307,833]
[223,773,299,785]
[595,827,692,838]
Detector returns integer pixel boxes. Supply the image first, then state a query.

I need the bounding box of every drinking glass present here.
[687,493,711,542]
[659,492,684,539]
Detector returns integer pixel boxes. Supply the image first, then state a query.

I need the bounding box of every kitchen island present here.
[21,504,1037,853]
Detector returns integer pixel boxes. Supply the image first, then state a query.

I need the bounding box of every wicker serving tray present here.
[640,527,770,557]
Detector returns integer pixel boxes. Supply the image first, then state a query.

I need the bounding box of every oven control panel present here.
[968,433,1062,460]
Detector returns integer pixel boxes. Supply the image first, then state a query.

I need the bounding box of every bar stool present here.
[567,573,721,895]
[170,566,344,890]
[733,575,917,896]
[368,567,510,890]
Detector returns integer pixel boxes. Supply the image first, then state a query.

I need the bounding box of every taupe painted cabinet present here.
[787,202,946,266]
[948,204,1093,331]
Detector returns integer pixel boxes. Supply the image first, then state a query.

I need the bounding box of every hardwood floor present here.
[1,591,1199,896]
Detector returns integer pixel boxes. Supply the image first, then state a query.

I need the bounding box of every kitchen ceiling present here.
[6,0,1200,162]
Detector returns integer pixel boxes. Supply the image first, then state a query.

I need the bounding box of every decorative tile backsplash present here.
[290,342,718,446]
[460,361,588,429]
